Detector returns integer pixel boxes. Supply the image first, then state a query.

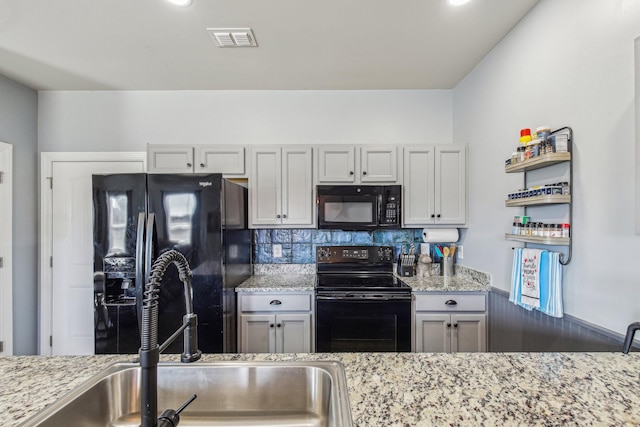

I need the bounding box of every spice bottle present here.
[561,223,570,238]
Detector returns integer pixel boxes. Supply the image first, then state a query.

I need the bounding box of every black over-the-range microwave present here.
[316,185,401,230]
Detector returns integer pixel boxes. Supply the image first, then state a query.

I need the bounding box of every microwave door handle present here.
[377,194,383,225]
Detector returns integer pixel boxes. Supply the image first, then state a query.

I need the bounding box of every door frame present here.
[39,152,146,354]
[0,142,13,355]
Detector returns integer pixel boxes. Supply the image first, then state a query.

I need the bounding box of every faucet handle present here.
[157,394,197,427]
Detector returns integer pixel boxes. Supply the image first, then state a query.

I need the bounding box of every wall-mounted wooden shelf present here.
[504,127,573,265]
[505,195,571,207]
[505,152,571,173]
[505,233,570,246]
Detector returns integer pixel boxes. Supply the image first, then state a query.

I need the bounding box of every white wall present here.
[0,74,38,355]
[454,0,640,334]
[38,90,453,151]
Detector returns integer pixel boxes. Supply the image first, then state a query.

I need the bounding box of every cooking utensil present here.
[443,246,450,258]
[449,245,456,258]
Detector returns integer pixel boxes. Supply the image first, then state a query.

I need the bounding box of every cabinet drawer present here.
[240,294,311,312]
[415,294,486,312]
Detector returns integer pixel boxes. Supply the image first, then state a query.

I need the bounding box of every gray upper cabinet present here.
[147,144,246,176]
[147,144,194,174]
[194,145,246,175]
[316,145,399,184]
[249,146,314,228]
[403,145,467,226]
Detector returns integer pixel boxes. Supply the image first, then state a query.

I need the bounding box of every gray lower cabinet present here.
[238,292,314,353]
[414,292,487,353]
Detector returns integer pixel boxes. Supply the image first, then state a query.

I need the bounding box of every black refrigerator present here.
[92,173,251,355]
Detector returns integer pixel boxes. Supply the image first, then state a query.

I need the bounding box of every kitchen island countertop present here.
[4,352,640,426]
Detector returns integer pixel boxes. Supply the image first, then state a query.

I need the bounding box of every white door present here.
[281,147,314,227]
[239,314,275,353]
[277,313,311,353]
[316,146,356,183]
[0,142,12,355]
[250,147,281,227]
[47,157,144,355]
[434,146,467,224]
[415,313,451,353]
[195,145,246,176]
[403,146,435,226]
[360,146,398,183]
[451,314,486,353]
[147,145,194,174]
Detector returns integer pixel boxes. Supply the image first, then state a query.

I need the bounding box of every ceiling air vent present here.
[207,28,258,47]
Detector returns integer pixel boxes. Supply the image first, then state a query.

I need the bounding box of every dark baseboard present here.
[489,287,634,352]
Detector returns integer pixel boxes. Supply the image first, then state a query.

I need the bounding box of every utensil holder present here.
[440,257,454,277]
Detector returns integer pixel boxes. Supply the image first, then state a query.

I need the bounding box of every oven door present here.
[317,194,379,230]
[316,295,411,352]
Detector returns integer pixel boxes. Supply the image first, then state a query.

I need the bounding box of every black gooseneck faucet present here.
[139,249,201,427]
[622,322,640,354]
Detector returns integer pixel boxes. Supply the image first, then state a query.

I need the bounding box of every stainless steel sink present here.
[19,361,352,427]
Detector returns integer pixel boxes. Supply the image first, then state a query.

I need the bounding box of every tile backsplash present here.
[253,229,425,264]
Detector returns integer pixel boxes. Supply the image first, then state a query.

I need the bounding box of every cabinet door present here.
[147,145,194,174]
[435,146,467,224]
[281,147,314,226]
[316,146,356,183]
[276,313,312,353]
[403,146,436,225]
[239,314,275,353]
[250,147,282,226]
[451,314,486,353]
[195,145,245,175]
[415,313,451,353]
[360,146,398,183]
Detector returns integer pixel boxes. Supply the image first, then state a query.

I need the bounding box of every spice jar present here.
[529,141,540,157]
[517,146,526,162]
[519,128,532,144]
[560,223,570,238]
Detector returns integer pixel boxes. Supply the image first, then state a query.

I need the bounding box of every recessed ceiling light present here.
[167,0,192,6]
[449,0,472,5]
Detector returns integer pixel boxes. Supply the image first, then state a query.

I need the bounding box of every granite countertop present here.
[4,352,640,426]
[235,274,316,292]
[237,264,491,293]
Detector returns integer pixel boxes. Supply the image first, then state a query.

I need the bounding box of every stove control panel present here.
[316,245,395,263]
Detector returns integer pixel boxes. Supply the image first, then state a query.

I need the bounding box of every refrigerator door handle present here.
[135,212,147,335]
[136,212,146,292]
[145,213,156,286]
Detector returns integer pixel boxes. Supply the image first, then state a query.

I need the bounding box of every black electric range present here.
[315,246,411,352]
